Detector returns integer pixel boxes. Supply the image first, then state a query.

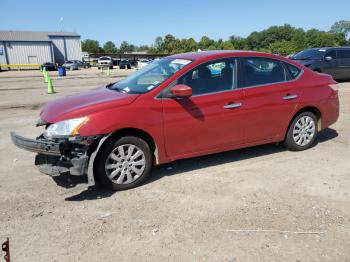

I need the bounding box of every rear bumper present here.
[321,92,339,129]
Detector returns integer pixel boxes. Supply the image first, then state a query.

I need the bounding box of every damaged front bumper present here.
[10,132,102,184]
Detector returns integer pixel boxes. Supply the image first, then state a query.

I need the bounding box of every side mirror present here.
[170,84,192,98]
[325,56,333,61]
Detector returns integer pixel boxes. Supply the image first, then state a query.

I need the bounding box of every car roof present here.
[305,47,350,51]
[168,50,283,61]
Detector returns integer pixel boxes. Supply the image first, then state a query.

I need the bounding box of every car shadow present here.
[61,128,338,201]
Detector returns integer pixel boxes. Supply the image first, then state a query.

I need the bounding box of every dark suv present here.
[291,47,350,80]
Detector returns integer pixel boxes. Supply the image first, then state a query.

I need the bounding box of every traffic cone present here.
[47,77,55,94]
[44,71,49,83]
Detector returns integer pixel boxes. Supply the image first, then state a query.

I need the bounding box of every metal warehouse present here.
[0,30,82,65]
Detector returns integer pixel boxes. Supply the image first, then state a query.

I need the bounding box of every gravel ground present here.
[0,68,349,262]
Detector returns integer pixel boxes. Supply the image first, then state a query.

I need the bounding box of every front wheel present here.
[95,136,152,190]
[284,111,318,151]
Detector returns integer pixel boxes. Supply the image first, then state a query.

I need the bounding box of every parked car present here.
[11,51,339,191]
[62,60,80,70]
[63,60,91,70]
[290,47,350,80]
[40,62,56,71]
[119,59,132,69]
[98,56,113,69]
[81,61,91,68]
[136,59,150,70]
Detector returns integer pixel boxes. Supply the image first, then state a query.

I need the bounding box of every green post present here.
[44,71,49,83]
[47,77,55,94]
[107,67,110,76]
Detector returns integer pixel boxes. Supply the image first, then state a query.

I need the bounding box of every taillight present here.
[329,84,338,95]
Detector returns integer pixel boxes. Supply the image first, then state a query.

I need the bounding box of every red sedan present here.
[11,51,339,190]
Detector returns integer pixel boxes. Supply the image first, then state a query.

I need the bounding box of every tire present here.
[284,111,318,151]
[94,136,153,190]
[109,66,113,69]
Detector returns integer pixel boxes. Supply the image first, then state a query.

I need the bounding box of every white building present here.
[0,30,82,65]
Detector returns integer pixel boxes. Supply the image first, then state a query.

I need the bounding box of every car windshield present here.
[100,57,110,60]
[109,58,192,94]
[291,49,326,60]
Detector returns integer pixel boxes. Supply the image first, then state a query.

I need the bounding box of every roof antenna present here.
[59,17,64,32]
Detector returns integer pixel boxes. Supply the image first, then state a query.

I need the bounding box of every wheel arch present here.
[100,127,159,165]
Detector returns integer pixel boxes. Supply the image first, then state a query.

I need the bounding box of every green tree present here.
[81,39,100,53]
[266,40,299,56]
[119,41,134,53]
[103,41,117,53]
[229,36,246,49]
[330,20,350,39]
[198,36,215,49]
[163,34,177,53]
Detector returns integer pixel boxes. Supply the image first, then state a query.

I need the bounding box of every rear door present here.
[323,50,341,78]
[337,49,350,79]
[239,57,301,143]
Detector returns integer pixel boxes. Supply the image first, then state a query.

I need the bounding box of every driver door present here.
[161,58,247,159]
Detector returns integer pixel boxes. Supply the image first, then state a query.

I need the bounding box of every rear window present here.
[337,49,350,59]
[292,49,326,60]
[285,63,301,79]
[241,58,287,87]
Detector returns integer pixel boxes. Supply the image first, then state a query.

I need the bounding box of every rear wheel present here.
[95,136,152,190]
[284,111,318,151]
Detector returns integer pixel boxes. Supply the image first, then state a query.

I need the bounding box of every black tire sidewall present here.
[94,136,152,190]
[285,111,318,151]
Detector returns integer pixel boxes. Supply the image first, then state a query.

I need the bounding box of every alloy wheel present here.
[105,144,146,184]
[292,116,316,146]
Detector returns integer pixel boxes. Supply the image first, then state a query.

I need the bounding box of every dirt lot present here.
[0,68,349,262]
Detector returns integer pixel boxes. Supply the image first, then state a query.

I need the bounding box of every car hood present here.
[40,86,139,123]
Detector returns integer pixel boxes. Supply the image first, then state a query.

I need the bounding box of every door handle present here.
[283,94,298,100]
[224,102,242,109]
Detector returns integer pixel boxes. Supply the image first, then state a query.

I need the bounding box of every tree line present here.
[82,20,350,56]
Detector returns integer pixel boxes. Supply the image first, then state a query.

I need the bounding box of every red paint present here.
[40,51,339,164]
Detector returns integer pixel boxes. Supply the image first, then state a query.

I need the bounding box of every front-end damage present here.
[11,131,103,186]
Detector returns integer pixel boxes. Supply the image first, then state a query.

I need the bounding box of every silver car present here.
[63,60,85,70]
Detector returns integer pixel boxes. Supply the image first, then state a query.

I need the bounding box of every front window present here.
[110,58,192,94]
[177,58,237,96]
[291,49,326,60]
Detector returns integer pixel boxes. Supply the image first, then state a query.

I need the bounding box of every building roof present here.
[0,30,80,42]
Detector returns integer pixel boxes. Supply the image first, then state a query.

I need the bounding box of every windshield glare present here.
[110,58,192,94]
[292,49,326,60]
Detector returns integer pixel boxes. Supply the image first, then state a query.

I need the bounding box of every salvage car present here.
[11,51,339,191]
